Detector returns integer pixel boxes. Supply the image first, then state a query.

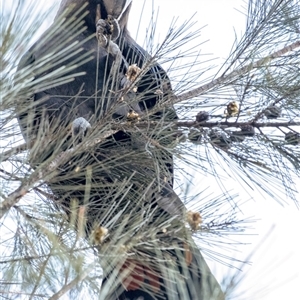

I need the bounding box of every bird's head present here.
[57,0,132,31]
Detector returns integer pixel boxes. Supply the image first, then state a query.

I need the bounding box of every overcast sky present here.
[3,0,300,299]
[127,1,300,299]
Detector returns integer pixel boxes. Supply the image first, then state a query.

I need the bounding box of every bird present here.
[16,1,224,299]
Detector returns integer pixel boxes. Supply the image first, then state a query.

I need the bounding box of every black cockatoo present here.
[16,1,224,299]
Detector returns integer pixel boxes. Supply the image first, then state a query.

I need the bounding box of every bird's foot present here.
[96,16,120,46]
[107,15,120,41]
[96,19,112,48]
[96,17,123,66]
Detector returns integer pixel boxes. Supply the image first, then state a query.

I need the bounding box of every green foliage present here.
[1,0,299,299]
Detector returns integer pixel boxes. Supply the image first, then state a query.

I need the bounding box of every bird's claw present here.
[96,16,120,48]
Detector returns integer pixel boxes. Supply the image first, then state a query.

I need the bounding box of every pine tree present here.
[1,0,299,299]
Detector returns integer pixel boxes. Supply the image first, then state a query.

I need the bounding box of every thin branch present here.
[0,127,119,219]
[48,263,96,300]
[125,120,300,130]
[1,142,28,162]
[172,40,300,104]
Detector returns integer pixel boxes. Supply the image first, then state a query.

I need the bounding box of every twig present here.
[123,120,300,130]
[0,128,119,220]
[48,263,96,300]
[168,40,300,105]
[1,142,28,162]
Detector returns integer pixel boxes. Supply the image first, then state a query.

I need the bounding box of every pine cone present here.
[241,125,255,137]
[196,111,209,122]
[225,101,239,117]
[285,131,300,145]
[264,105,281,119]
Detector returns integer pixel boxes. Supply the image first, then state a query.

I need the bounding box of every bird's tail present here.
[102,236,224,300]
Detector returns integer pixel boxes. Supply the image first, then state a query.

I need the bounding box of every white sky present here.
[2,0,300,299]
[127,1,299,299]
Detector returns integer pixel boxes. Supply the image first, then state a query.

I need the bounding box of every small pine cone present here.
[126,64,141,82]
[226,101,239,117]
[231,125,255,142]
[196,111,209,122]
[285,131,300,145]
[241,125,255,137]
[264,105,281,119]
[187,211,202,230]
[127,110,140,121]
[91,226,108,245]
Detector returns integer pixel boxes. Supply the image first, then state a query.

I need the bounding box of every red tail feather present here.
[120,260,161,293]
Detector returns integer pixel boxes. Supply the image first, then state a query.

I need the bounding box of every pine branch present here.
[48,264,96,300]
[169,40,300,104]
[131,120,300,129]
[1,143,28,162]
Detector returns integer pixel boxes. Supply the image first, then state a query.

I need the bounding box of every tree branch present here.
[48,263,96,300]
[0,127,119,220]
[171,40,300,104]
[124,120,300,130]
[1,142,28,162]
